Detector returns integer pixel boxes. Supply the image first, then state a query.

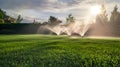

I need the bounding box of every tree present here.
[92,4,110,36]
[0,19,4,24]
[96,4,108,24]
[0,9,5,23]
[16,15,23,23]
[0,8,6,18]
[110,5,120,23]
[0,9,17,24]
[4,16,16,23]
[33,19,36,24]
[0,11,3,19]
[66,14,75,24]
[109,5,120,36]
[48,16,62,25]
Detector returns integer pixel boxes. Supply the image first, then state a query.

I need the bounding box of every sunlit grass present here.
[0,35,120,67]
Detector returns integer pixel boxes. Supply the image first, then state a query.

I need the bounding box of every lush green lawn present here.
[0,35,120,67]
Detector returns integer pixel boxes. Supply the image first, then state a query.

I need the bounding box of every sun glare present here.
[90,5,101,15]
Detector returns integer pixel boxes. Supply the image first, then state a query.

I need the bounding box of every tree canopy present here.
[48,16,62,26]
[66,14,75,24]
[110,5,120,23]
[0,9,23,24]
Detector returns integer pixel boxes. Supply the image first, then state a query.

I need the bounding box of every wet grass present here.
[0,35,120,67]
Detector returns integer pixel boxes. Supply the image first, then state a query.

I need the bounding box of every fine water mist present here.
[45,21,90,37]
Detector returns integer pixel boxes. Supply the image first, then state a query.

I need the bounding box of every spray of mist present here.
[45,21,90,37]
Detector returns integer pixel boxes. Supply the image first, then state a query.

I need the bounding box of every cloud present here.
[0,0,119,12]
[0,0,120,23]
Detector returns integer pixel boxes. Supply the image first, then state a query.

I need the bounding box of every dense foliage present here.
[0,9,23,24]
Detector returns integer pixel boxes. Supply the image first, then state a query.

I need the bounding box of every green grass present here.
[0,35,120,67]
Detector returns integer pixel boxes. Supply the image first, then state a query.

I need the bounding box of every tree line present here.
[89,4,120,36]
[0,9,23,24]
[95,4,120,24]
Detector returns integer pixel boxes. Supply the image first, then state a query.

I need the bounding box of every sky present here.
[0,0,120,23]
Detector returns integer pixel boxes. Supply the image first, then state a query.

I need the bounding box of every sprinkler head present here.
[81,35,84,38]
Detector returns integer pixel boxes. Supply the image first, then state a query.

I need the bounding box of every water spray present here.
[45,20,90,37]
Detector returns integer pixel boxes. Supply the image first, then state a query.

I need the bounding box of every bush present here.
[0,12,3,19]
[0,19,4,24]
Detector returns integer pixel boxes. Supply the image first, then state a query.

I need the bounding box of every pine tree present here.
[93,4,109,36]
[109,5,120,36]
[96,4,108,24]
[110,5,120,23]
